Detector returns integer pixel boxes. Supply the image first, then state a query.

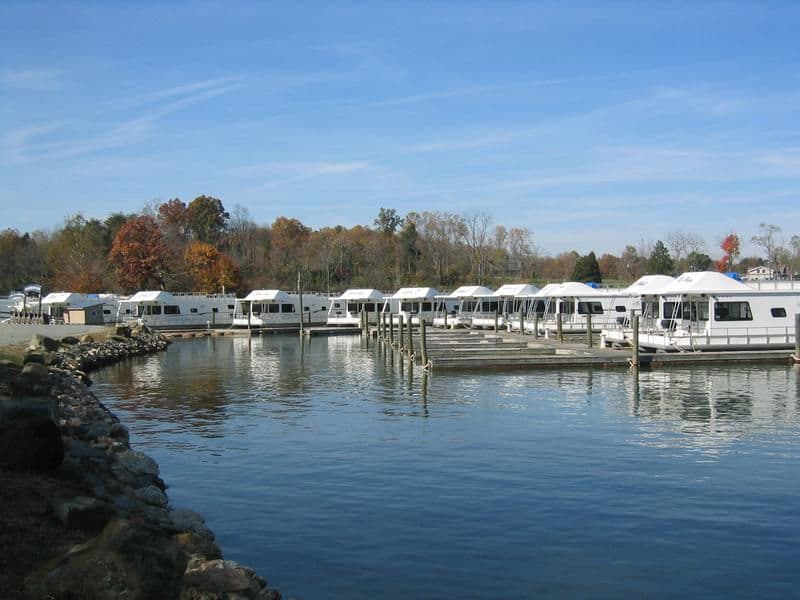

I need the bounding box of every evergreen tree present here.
[647,240,675,274]
[571,251,602,283]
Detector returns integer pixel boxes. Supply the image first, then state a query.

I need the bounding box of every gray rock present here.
[21,350,46,365]
[27,517,187,600]
[170,508,215,539]
[135,484,168,507]
[0,415,64,471]
[175,531,223,561]
[116,449,160,477]
[60,335,80,345]
[182,559,266,596]
[53,496,114,532]
[80,333,95,343]
[21,361,49,382]
[29,333,60,352]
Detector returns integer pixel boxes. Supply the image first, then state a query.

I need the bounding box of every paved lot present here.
[0,323,111,347]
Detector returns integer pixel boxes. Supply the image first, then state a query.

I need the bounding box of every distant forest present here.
[2,196,799,294]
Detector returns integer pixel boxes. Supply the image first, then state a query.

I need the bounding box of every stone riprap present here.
[0,326,280,600]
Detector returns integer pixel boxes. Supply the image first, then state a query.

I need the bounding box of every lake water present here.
[92,335,800,600]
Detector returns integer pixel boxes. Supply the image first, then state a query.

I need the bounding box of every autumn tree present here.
[619,245,646,281]
[186,195,229,245]
[108,215,168,292]
[183,241,240,293]
[598,253,621,281]
[751,223,783,271]
[269,217,311,286]
[48,214,113,292]
[0,229,47,291]
[717,233,740,272]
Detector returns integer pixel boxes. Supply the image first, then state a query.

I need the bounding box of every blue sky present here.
[2,1,799,257]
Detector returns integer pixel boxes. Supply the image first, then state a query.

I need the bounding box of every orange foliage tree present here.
[183,241,240,293]
[716,233,740,272]
[108,216,168,292]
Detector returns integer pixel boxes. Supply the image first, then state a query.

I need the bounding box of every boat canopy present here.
[127,291,177,303]
[333,289,384,300]
[658,271,751,295]
[242,290,292,302]
[436,285,493,299]
[492,284,540,297]
[623,275,676,296]
[390,287,440,299]
[536,282,608,297]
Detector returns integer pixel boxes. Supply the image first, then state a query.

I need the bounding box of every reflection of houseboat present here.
[525,282,622,336]
[381,287,440,326]
[327,289,385,326]
[602,271,800,351]
[233,290,329,329]
[475,283,540,330]
[41,292,123,324]
[433,286,493,328]
[121,291,237,328]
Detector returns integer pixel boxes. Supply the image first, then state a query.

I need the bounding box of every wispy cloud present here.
[112,76,245,111]
[226,161,369,188]
[0,68,60,91]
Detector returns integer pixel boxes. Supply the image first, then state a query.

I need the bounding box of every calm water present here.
[92,336,800,600]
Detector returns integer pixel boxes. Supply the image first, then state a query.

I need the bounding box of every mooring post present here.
[407,316,414,357]
[557,312,563,343]
[494,309,499,332]
[519,306,525,336]
[443,309,448,330]
[420,318,429,366]
[793,313,800,363]
[533,313,539,340]
[361,308,367,337]
[298,273,305,337]
[398,313,405,351]
[389,312,395,346]
[586,312,593,348]
[631,314,640,368]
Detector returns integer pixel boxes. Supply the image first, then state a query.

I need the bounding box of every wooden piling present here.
[557,312,563,343]
[631,314,640,368]
[298,275,304,337]
[389,312,395,346]
[586,313,593,348]
[398,314,405,351]
[533,313,539,339]
[407,316,414,357]
[444,310,448,330]
[794,313,800,363]
[494,310,499,332]
[420,318,428,366]
[519,306,525,336]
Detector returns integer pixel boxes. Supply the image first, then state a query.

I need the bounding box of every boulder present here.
[181,559,268,597]
[60,335,80,345]
[53,496,114,532]
[114,325,131,338]
[135,484,169,508]
[80,333,95,343]
[174,531,223,561]
[170,508,215,540]
[21,350,46,365]
[27,517,187,600]
[20,361,49,383]
[0,415,64,471]
[29,333,60,352]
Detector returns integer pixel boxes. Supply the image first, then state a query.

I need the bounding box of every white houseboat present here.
[121,291,237,329]
[604,271,800,351]
[476,283,540,330]
[327,289,385,326]
[233,290,329,329]
[525,282,622,336]
[41,292,123,324]
[432,285,493,328]
[381,287,440,326]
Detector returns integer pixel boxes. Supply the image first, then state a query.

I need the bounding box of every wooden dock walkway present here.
[373,325,796,371]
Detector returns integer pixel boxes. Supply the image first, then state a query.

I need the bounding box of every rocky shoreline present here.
[0,326,280,599]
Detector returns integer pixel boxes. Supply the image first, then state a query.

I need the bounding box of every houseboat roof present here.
[391,287,440,299]
[438,285,494,299]
[660,271,751,295]
[537,282,612,297]
[334,289,385,300]
[492,283,540,297]
[127,291,178,303]
[623,275,676,296]
[242,290,291,302]
[42,292,83,305]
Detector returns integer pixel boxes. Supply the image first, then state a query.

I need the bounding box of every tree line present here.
[1,197,799,295]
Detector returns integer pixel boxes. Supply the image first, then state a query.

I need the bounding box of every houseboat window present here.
[103,309,111,315]
[252,304,262,315]
[770,307,787,318]
[560,300,575,314]
[333,302,341,308]
[578,302,604,315]
[304,306,310,311]
[714,301,752,321]
[164,305,180,315]
[401,302,414,312]
[212,308,219,313]
[348,303,358,312]
[365,303,376,312]
[227,304,235,310]
[643,301,660,318]
[152,305,162,315]
[615,306,626,313]
[281,304,295,313]
[422,302,432,312]
[268,304,280,313]
[663,302,683,319]
[188,308,198,314]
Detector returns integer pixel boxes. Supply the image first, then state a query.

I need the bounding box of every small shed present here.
[64,303,106,325]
